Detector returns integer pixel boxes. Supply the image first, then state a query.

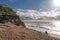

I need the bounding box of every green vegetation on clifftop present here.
[0,4,16,16]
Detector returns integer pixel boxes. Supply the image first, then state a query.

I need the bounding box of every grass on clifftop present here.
[0,4,16,16]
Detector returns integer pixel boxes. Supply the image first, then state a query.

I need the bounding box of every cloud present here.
[16,9,60,19]
[16,9,38,19]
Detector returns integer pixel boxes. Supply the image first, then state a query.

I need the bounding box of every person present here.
[45,31,48,40]
[45,31,48,37]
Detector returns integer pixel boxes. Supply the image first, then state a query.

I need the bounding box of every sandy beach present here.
[26,26,60,39]
[0,22,59,40]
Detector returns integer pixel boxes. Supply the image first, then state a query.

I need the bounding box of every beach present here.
[26,26,60,39]
[0,22,59,40]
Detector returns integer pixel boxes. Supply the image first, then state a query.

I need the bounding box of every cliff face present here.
[0,4,25,27]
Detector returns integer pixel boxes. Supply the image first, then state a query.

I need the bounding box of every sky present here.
[0,0,60,19]
[0,0,55,11]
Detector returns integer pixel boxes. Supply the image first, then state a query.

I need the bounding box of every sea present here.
[22,20,60,35]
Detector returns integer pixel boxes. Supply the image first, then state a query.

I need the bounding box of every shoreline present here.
[26,26,60,39]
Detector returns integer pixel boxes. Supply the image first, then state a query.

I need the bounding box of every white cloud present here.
[16,9,39,19]
[16,9,60,19]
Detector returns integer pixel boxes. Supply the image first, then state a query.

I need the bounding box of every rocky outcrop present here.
[3,15,25,27]
[0,4,25,27]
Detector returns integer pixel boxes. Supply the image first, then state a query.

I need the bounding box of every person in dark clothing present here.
[45,31,48,40]
[45,31,48,36]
